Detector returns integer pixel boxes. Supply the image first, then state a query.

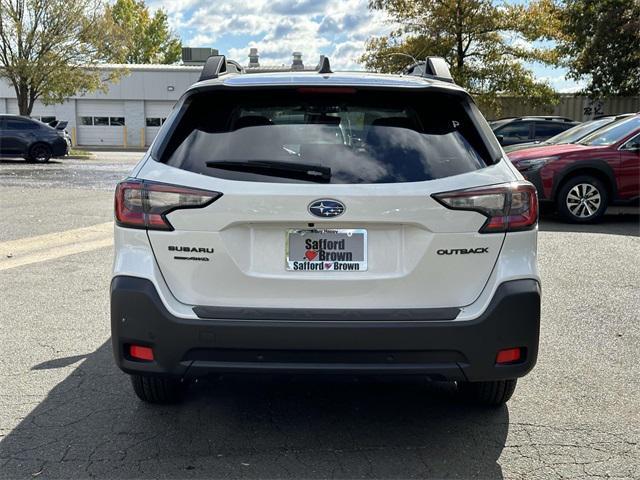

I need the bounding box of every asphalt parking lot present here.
[0,153,638,479]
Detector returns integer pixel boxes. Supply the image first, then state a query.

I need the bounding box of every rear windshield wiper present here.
[205,160,331,183]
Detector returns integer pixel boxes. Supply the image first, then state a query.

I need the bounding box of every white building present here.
[0,64,201,147]
[0,49,317,147]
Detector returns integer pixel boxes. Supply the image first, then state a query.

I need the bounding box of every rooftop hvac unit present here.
[182,48,220,65]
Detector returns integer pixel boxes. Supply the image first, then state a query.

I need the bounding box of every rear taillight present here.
[115,179,221,231]
[432,181,538,233]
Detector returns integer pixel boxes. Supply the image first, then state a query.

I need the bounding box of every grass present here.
[67,148,94,158]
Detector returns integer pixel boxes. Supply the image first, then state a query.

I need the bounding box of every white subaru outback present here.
[111,56,540,406]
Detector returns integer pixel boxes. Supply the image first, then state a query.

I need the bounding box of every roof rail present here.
[317,55,332,74]
[226,59,244,74]
[199,55,243,82]
[518,116,575,122]
[404,56,454,83]
[496,116,574,122]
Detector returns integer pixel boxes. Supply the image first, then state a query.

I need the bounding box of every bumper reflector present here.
[129,345,154,361]
[496,347,522,365]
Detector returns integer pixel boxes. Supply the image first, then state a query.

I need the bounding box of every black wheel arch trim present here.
[551,159,617,201]
[28,141,53,156]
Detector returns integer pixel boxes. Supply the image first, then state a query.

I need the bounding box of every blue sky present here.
[147,0,581,92]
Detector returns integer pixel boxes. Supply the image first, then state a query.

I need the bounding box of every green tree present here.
[108,0,181,64]
[361,0,560,116]
[0,0,125,116]
[559,0,640,97]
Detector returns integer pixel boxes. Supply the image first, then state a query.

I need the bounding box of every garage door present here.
[144,101,174,146]
[77,101,125,146]
[7,100,18,114]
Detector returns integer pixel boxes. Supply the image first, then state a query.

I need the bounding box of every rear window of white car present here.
[156,89,494,184]
[579,116,640,146]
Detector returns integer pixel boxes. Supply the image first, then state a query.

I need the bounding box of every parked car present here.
[48,120,73,147]
[111,55,541,407]
[490,116,578,147]
[503,114,635,153]
[508,115,640,222]
[0,115,69,162]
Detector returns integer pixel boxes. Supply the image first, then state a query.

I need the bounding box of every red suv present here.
[508,115,640,222]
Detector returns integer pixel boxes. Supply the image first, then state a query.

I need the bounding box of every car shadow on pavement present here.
[539,213,640,237]
[0,158,63,165]
[0,158,29,164]
[1,341,509,479]
[31,354,89,370]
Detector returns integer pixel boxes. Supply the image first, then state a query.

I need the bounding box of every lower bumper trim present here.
[183,360,466,380]
[194,305,461,321]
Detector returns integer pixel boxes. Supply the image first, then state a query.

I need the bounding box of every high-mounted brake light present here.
[296,87,357,94]
[432,181,538,233]
[115,180,221,231]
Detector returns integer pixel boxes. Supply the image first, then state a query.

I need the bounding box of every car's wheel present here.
[28,144,52,163]
[458,379,517,406]
[557,175,608,223]
[130,374,187,404]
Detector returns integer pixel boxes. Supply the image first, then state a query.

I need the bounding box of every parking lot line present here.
[0,222,113,271]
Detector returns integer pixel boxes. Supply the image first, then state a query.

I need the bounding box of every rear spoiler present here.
[48,120,68,130]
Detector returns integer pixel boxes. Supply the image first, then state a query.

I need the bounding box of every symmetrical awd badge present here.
[308,199,345,218]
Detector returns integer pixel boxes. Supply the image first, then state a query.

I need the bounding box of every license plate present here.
[286,229,367,271]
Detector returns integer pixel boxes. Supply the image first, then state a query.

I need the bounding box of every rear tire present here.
[557,175,608,223]
[130,374,186,404]
[459,379,517,406]
[28,144,52,163]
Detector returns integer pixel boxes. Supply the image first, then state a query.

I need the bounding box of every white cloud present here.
[146,0,392,69]
[539,74,586,93]
[144,0,580,90]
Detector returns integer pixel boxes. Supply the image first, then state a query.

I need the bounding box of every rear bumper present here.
[51,138,69,157]
[111,277,541,382]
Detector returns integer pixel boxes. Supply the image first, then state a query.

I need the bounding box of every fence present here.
[492,95,639,121]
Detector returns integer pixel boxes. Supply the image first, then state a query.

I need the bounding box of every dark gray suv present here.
[490,116,578,147]
[0,115,69,162]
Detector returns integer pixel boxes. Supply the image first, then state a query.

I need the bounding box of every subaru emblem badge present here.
[308,199,346,218]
